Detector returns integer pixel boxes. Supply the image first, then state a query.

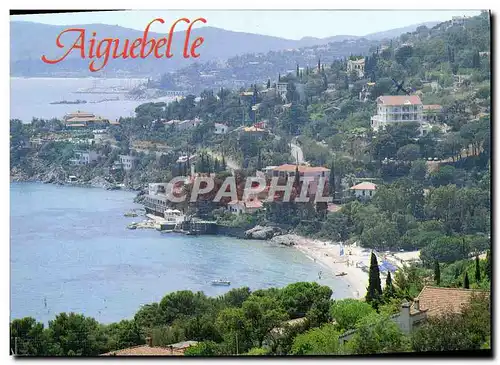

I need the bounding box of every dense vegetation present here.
[10,275,490,356]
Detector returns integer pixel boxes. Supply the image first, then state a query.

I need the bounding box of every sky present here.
[11,10,481,40]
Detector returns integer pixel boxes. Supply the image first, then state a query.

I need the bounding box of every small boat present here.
[335,272,347,277]
[127,223,138,230]
[124,211,138,217]
[211,279,231,286]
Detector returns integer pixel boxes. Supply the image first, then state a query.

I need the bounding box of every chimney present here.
[146,337,153,347]
[414,298,420,311]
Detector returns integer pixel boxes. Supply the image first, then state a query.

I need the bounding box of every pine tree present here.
[464,272,470,289]
[366,252,382,305]
[434,260,441,286]
[485,250,491,282]
[384,271,395,299]
[475,255,481,283]
[293,164,301,190]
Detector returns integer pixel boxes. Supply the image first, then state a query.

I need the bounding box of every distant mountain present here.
[10,20,439,77]
[363,21,439,40]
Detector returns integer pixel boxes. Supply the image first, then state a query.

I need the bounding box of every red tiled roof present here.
[349,182,377,191]
[245,200,263,209]
[377,95,422,105]
[272,164,330,173]
[416,286,490,318]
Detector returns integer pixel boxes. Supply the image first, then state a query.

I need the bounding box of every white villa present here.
[70,150,100,166]
[370,95,425,135]
[347,58,365,78]
[276,82,288,101]
[119,154,138,171]
[214,123,229,134]
[349,182,377,200]
[228,199,263,215]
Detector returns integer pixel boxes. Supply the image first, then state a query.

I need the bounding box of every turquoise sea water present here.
[10,182,350,324]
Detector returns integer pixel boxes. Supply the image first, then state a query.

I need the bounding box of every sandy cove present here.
[271,234,370,300]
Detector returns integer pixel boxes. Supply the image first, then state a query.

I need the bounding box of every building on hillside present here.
[69,150,100,166]
[347,58,365,78]
[349,182,377,200]
[338,286,489,345]
[214,123,229,134]
[164,118,201,131]
[227,198,263,215]
[119,154,138,171]
[101,338,198,356]
[370,95,424,135]
[423,104,443,123]
[276,82,288,101]
[266,164,330,196]
[64,111,109,128]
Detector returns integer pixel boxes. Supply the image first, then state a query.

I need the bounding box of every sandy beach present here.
[272,234,371,300]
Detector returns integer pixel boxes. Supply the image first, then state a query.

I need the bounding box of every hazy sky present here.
[11,10,481,40]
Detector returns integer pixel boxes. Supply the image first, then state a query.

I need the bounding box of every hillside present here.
[10,20,437,77]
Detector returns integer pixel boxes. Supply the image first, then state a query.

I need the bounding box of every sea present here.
[10,183,352,324]
[10,77,176,122]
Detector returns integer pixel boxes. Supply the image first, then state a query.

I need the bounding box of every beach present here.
[272,234,423,300]
[272,234,370,299]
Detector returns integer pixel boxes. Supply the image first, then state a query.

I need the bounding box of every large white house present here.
[70,150,100,166]
[370,95,424,134]
[214,123,229,134]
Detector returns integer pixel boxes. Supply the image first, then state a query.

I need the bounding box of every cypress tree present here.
[384,271,395,299]
[366,252,382,305]
[221,154,226,171]
[318,58,321,72]
[293,164,301,190]
[434,260,441,286]
[278,73,281,82]
[464,272,470,289]
[296,64,300,78]
[486,250,491,282]
[475,255,481,283]
[266,78,271,89]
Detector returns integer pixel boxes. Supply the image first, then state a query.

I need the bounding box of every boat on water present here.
[211,279,231,286]
[335,272,347,277]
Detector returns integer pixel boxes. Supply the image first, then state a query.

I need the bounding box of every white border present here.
[3,1,498,365]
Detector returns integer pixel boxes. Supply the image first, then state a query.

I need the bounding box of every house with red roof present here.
[227,198,263,215]
[266,164,330,196]
[370,95,424,134]
[349,181,377,200]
